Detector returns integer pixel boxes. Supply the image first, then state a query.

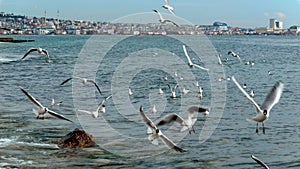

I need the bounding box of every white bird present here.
[128,88,133,96]
[183,45,209,71]
[78,95,112,118]
[197,87,204,99]
[193,81,199,87]
[19,86,72,122]
[153,9,179,27]
[51,98,62,107]
[158,88,164,95]
[152,104,157,114]
[154,113,196,134]
[251,155,270,169]
[174,71,178,77]
[243,84,247,89]
[231,76,283,134]
[162,0,175,15]
[188,105,210,116]
[60,76,102,95]
[228,51,242,63]
[182,87,189,95]
[250,90,255,97]
[139,106,186,152]
[167,84,178,98]
[21,47,50,62]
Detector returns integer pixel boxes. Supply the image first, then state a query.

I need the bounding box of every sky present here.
[0,0,300,28]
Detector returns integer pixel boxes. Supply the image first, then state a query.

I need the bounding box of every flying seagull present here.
[21,47,50,62]
[154,113,196,134]
[140,106,186,153]
[251,155,270,169]
[153,9,179,27]
[228,51,242,63]
[183,45,209,71]
[162,0,175,16]
[231,76,283,134]
[51,98,62,107]
[167,84,178,98]
[60,76,102,95]
[78,95,112,118]
[19,86,72,122]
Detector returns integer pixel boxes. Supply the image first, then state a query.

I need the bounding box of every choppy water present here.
[0,35,299,168]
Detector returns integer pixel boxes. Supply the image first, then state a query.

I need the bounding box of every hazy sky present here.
[1,0,300,28]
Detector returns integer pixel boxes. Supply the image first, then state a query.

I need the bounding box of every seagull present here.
[152,104,157,114]
[140,106,186,152]
[155,113,196,134]
[231,76,283,134]
[228,51,242,63]
[21,47,50,62]
[128,88,133,96]
[78,95,112,118]
[250,90,255,97]
[167,84,178,98]
[51,98,62,107]
[162,0,175,15]
[188,105,210,116]
[158,88,164,95]
[153,9,179,27]
[183,45,209,71]
[60,76,102,95]
[193,81,199,87]
[19,86,72,122]
[182,87,189,95]
[243,84,247,89]
[251,155,270,169]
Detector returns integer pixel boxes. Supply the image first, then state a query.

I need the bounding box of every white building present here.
[269,18,283,30]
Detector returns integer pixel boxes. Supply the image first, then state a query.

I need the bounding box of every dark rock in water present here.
[55,128,95,148]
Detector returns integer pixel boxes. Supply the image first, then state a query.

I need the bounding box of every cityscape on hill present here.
[0,12,299,36]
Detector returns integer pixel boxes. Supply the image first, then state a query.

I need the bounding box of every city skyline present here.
[0,0,300,28]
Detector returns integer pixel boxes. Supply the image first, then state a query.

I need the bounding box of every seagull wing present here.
[260,81,283,112]
[42,49,50,60]
[174,84,179,91]
[60,77,73,86]
[193,64,209,71]
[182,45,193,65]
[86,79,102,95]
[165,20,179,27]
[47,109,73,122]
[78,109,92,115]
[164,0,169,5]
[251,155,270,169]
[167,84,172,91]
[140,106,157,130]
[21,48,38,59]
[19,86,43,108]
[231,76,262,113]
[167,8,175,16]
[156,113,185,126]
[153,9,164,21]
[159,132,186,153]
[217,55,222,65]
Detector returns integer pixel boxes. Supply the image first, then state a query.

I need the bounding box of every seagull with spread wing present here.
[140,106,186,153]
[183,45,209,71]
[78,95,112,118]
[21,47,50,62]
[19,86,72,122]
[153,9,179,27]
[231,76,283,134]
[60,76,102,95]
[162,0,175,15]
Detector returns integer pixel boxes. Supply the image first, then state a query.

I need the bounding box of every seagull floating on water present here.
[228,51,242,63]
[162,0,175,15]
[60,76,102,95]
[153,9,179,27]
[19,86,72,122]
[128,88,133,96]
[21,47,50,62]
[167,84,178,98]
[158,88,164,95]
[78,95,112,118]
[251,155,270,169]
[51,98,62,107]
[140,106,186,152]
[250,90,255,97]
[183,45,209,71]
[231,76,283,134]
